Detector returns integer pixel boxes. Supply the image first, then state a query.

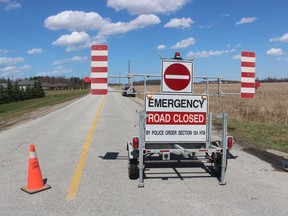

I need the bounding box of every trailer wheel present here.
[128,159,139,180]
[212,152,227,178]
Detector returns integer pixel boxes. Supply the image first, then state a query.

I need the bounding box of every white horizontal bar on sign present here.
[91,50,108,56]
[91,83,107,89]
[241,88,255,94]
[241,77,255,83]
[91,72,107,78]
[241,67,255,72]
[91,61,108,67]
[241,57,256,62]
[165,75,190,80]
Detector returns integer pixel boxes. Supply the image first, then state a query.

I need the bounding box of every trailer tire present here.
[128,159,139,180]
[212,152,227,178]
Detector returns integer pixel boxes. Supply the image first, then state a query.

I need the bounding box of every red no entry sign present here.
[84,76,91,83]
[161,61,193,93]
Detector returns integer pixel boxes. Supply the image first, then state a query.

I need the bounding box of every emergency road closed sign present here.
[145,94,207,142]
[161,61,193,93]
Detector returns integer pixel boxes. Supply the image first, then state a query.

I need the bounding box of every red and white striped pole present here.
[241,51,256,98]
[91,45,108,95]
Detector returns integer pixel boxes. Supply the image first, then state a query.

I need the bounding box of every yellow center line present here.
[66,95,106,201]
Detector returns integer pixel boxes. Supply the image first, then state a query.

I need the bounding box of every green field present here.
[213,118,288,153]
[0,89,90,122]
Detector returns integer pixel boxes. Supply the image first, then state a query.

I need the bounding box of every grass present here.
[134,83,288,153]
[214,118,288,153]
[0,89,90,122]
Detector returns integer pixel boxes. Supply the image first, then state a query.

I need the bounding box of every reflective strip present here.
[241,77,255,83]
[241,88,255,94]
[241,67,255,73]
[241,72,255,78]
[29,151,37,159]
[91,78,107,83]
[91,72,107,78]
[241,93,254,98]
[199,149,208,152]
[91,89,107,95]
[91,83,107,89]
[91,61,108,67]
[91,50,108,56]
[160,150,169,153]
[241,61,255,67]
[241,82,255,88]
[241,56,255,62]
[91,56,108,61]
[91,67,108,72]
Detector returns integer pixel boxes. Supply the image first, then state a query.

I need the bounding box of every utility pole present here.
[119,71,121,89]
[128,60,131,86]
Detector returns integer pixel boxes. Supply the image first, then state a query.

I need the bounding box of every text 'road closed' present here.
[146,112,206,125]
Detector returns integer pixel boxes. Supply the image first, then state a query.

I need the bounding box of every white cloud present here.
[0,65,31,77]
[45,11,160,51]
[236,17,257,25]
[187,49,236,58]
[164,18,194,29]
[71,56,88,63]
[107,0,191,15]
[0,49,8,54]
[269,33,288,43]
[27,48,42,55]
[0,0,21,11]
[52,31,92,52]
[100,14,160,35]
[52,31,90,49]
[44,11,111,31]
[37,66,72,77]
[51,66,72,75]
[221,14,230,17]
[0,56,29,77]
[53,56,88,65]
[53,59,69,65]
[0,57,24,65]
[232,54,241,59]
[157,45,167,50]
[171,37,196,49]
[45,10,160,34]
[199,23,214,29]
[90,34,108,45]
[266,48,284,56]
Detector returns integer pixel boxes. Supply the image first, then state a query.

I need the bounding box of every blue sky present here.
[0,0,287,80]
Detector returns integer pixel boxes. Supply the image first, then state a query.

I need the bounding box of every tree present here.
[13,81,20,102]
[0,85,7,104]
[25,86,33,100]
[6,79,13,103]
[32,80,45,98]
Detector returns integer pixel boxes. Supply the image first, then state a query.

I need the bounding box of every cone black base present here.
[21,184,51,194]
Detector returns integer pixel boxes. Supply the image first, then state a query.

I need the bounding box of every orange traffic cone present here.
[21,144,51,194]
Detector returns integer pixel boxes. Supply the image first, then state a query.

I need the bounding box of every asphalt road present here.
[0,92,287,216]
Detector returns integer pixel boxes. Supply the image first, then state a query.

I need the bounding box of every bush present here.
[0,79,45,105]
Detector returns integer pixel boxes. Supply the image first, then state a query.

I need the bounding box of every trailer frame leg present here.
[219,113,228,185]
[138,111,145,188]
